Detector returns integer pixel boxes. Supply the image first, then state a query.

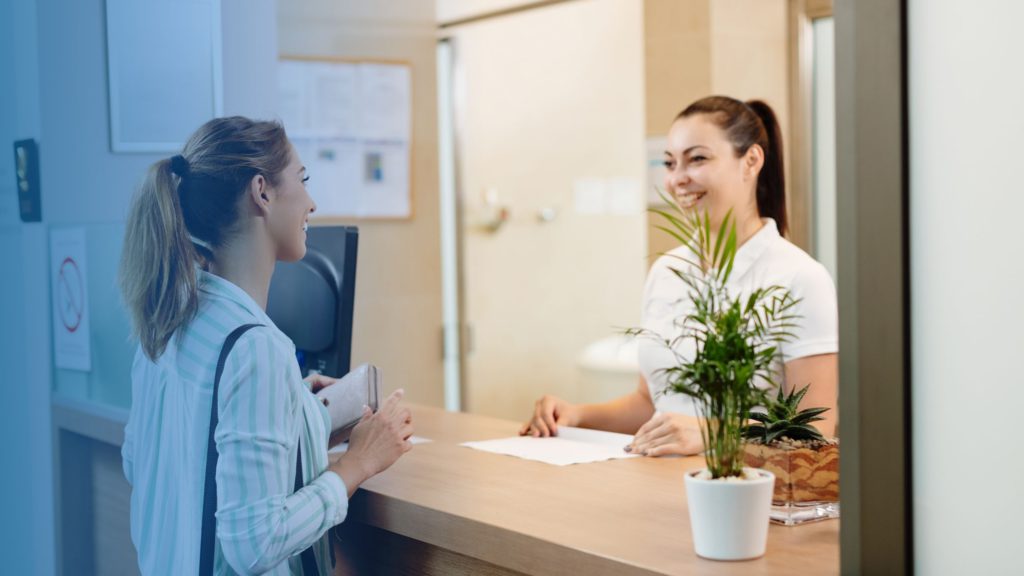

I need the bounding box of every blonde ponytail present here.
[120,158,200,361]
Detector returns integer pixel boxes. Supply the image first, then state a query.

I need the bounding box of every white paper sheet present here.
[328,436,432,455]
[461,427,638,466]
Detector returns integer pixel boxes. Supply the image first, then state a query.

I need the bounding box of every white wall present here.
[222,0,280,119]
[437,0,540,24]
[449,0,648,419]
[910,1,1024,573]
[0,0,53,571]
[812,17,836,282]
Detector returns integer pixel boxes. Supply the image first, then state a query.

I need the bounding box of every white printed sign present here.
[50,228,92,371]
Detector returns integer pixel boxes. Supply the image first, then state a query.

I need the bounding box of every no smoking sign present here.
[57,257,84,333]
[50,229,92,371]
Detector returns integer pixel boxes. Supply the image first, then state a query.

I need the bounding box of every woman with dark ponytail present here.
[119,117,413,575]
[520,97,838,458]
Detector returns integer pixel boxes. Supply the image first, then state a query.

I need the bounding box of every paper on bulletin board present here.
[278,59,412,219]
[50,228,92,372]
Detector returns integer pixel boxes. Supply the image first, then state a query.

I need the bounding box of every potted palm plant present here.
[743,384,840,525]
[632,198,800,560]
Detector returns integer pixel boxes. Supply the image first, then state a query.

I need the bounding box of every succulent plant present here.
[744,383,829,444]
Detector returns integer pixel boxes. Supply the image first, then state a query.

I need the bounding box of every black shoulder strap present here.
[199,323,324,576]
[199,324,262,576]
[295,443,322,575]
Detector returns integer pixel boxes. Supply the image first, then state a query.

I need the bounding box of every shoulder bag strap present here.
[199,323,263,576]
[200,323,324,575]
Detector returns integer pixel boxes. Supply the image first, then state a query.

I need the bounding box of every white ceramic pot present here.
[683,467,775,561]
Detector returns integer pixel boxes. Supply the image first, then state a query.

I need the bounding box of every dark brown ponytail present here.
[677,96,788,236]
[119,117,292,361]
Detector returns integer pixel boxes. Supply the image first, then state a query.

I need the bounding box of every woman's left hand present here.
[304,373,338,394]
[627,412,705,457]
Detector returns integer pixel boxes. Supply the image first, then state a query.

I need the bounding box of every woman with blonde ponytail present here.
[119,117,413,575]
[521,96,839,459]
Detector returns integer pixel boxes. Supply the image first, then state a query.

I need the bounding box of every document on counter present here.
[328,436,432,455]
[461,427,639,466]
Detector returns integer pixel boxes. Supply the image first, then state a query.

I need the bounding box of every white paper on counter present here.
[461,427,638,466]
[328,435,432,455]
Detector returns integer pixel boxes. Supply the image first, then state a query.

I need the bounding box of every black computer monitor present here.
[266,226,358,378]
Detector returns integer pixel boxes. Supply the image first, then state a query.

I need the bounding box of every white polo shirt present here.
[638,218,838,416]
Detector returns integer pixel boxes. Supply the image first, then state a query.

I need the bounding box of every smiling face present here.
[264,143,316,262]
[663,114,763,230]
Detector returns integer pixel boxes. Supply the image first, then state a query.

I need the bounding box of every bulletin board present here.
[277,56,414,221]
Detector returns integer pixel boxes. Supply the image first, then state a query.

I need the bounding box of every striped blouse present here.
[122,270,347,575]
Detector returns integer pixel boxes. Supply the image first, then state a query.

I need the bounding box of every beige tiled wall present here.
[643,0,791,264]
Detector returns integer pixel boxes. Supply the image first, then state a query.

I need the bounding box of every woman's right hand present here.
[519,395,582,437]
[330,389,413,496]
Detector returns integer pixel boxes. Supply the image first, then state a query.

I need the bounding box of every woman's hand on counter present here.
[626,412,704,457]
[519,394,582,437]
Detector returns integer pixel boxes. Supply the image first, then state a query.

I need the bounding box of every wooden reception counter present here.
[330,405,839,576]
